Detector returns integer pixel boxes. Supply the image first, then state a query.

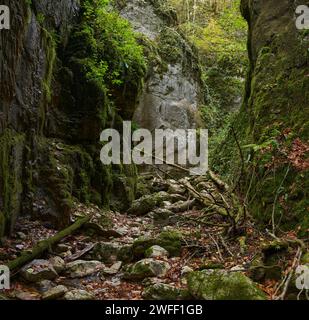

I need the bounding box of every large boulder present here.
[187,270,267,300]
[20,260,58,283]
[123,259,170,280]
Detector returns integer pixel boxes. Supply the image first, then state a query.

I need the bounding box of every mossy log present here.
[7,215,91,271]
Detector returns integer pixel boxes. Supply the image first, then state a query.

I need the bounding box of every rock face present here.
[217,0,309,232]
[187,270,266,300]
[119,0,203,170]
[0,0,203,236]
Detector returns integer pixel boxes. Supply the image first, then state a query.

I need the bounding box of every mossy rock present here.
[123,259,170,281]
[187,270,267,300]
[127,192,170,216]
[132,230,182,259]
[143,283,191,300]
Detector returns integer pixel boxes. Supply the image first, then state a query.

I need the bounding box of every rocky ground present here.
[0,173,308,300]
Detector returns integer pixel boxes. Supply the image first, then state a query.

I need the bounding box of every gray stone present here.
[143,283,190,300]
[123,259,170,280]
[145,245,169,258]
[187,270,267,300]
[21,260,58,282]
[103,261,123,275]
[64,289,95,300]
[42,285,68,300]
[49,256,65,274]
[65,260,104,278]
[128,192,170,216]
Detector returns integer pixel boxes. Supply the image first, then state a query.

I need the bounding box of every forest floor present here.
[0,173,306,300]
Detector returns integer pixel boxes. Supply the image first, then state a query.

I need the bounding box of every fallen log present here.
[7,215,91,272]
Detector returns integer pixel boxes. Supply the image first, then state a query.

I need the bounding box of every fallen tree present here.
[7,215,91,272]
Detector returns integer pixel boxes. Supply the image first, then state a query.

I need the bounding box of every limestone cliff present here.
[218,0,309,233]
[0,0,203,237]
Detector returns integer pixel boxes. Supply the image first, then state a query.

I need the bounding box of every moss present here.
[0,130,25,238]
[39,28,57,134]
[143,283,191,300]
[214,1,309,234]
[132,230,182,258]
[187,270,266,300]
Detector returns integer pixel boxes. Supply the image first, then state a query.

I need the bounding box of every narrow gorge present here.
[0,0,308,301]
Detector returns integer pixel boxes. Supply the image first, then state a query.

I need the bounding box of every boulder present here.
[49,256,65,274]
[128,192,170,216]
[151,208,173,225]
[64,289,95,300]
[103,262,123,275]
[123,259,170,280]
[42,285,68,300]
[187,270,266,300]
[65,260,104,278]
[89,242,133,263]
[21,260,58,282]
[143,283,191,300]
[133,230,182,258]
[145,245,169,258]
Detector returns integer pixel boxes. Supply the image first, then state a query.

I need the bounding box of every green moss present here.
[132,230,182,258]
[0,130,25,238]
[187,270,266,300]
[213,1,309,234]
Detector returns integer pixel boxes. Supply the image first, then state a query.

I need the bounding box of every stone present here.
[145,245,169,258]
[65,260,104,278]
[123,259,170,280]
[168,184,186,195]
[187,270,267,300]
[49,256,65,274]
[64,289,95,300]
[37,280,54,293]
[89,242,133,264]
[21,260,58,282]
[151,208,173,225]
[143,283,191,300]
[103,262,123,275]
[127,192,170,216]
[42,285,68,300]
[133,230,182,258]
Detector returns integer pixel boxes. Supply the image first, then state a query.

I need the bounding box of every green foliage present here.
[77,0,146,90]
